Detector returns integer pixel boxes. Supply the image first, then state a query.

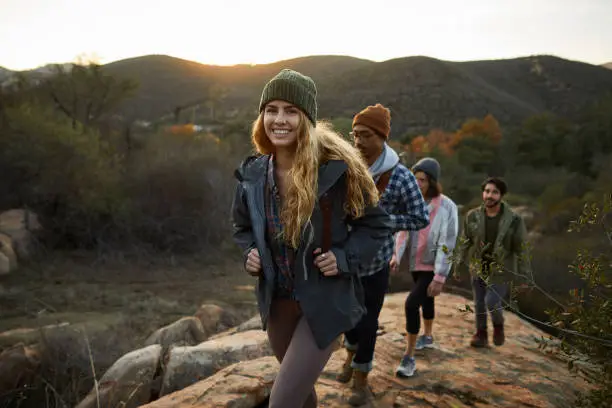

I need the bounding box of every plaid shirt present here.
[264,156,295,298]
[361,164,429,276]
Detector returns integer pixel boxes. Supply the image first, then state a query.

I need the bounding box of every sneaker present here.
[415,335,434,350]
[395,355,417,377]
[493,325,505,346]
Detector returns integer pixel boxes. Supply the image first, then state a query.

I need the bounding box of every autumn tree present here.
[450,114,503,174]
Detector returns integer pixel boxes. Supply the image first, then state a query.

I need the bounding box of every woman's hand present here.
[427,280,444,297]
[313,248,338,276]
[245,248,262,276]
[390,254,399,275]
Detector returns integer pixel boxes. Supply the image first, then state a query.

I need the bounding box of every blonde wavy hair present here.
[252,111,380,248]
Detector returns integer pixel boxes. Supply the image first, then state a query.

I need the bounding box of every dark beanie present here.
[352,103,391,139]
[258,69,317,126]
[413,157,441,181]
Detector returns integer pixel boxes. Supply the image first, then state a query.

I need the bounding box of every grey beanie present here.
[413,157,441,181]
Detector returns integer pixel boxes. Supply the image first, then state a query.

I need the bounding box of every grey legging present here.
[267,298,335,408]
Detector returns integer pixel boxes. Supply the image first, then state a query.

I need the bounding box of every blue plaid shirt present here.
[361,164,429,276]
[264,156,295,298]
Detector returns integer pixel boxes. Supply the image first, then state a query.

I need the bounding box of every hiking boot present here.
[348,370,374,406]
[395,355,417,378]
[336,349,355,383]
[470,329,489,348]
[415,335,435,350]
[493,325,505,346]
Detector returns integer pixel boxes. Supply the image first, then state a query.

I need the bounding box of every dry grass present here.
[0,249,257,407]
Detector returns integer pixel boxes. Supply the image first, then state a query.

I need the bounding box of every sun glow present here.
[1,0,610,70]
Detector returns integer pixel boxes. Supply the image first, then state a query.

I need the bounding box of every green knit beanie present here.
[259,69,317,126]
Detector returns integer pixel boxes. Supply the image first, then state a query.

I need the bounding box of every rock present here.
[193,304,239,338]
[0,233,17,274]
[0,252,11,275]
[76,344,162,408]
[143,356,278,408]
[209,315,263,340]
[145,317,208,349]
[0,322,70,348]
[147,292,590,407]
[160,329,272,396]
[0,343,40,395]
[236,315,263,332]
[0,209,42,259]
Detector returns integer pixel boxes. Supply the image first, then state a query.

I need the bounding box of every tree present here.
[425,129,454,156]
[41,63,137,129]
[450,115,503,174]
[513,113,574,169]
[329,116,353,139]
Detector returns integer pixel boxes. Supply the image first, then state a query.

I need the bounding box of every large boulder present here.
[0,233,17,275]
[143,356,278,408]
[0,322,70,348]
[209,314,262,340]
[144,317,208,349]
[76,344,163,408]
[0,209,42,259]
[193,304,240,338]
[160,329,271,396]
[0,343,40,395]
[146,292,591,407]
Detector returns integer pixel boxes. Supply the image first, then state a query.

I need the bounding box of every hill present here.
[0,66,13,82]
[102,54,374,121]
[603,62,612,70]
[5,54,612,135]
[102,54,612,135]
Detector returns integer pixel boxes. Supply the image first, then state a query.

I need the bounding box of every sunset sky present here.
[1,0,610,70]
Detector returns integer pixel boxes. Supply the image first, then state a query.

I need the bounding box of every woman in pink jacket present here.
[393,157,459,378]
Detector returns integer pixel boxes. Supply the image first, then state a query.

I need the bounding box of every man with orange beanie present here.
[338,103,429,405]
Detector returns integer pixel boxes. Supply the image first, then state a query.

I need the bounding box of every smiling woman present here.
[262,101,301,150]
[231,68,392,407]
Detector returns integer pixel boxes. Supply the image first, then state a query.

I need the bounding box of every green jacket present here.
[457,201,532,284]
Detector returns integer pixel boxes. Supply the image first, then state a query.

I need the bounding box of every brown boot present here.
[470,329,489,348]
[493,325,505,346]
[336,349,355,383]
[348,370,374,406]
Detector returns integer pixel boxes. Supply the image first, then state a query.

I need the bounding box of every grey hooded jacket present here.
[231,155,393,349]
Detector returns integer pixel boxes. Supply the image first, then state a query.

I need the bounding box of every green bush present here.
[0,103,125,242]
[546,195,612,407]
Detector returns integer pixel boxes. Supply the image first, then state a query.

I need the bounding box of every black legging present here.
[405,271,435,335]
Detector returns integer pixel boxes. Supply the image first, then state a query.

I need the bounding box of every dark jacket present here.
[231,155,393,349]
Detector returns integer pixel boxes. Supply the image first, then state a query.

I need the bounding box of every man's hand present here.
[313,248,338,276]
[390,254,399,275]
[245,248,262,276]
[427,280,444,297]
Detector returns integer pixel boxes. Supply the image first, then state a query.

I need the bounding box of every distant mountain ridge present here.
[103,54,612,135]
[4,54,612,135]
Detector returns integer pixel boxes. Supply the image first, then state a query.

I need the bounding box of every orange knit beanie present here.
[352,103,391,139]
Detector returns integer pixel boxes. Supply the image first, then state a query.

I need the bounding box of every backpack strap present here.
[319,166,396,253]
[319,193,333,253]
